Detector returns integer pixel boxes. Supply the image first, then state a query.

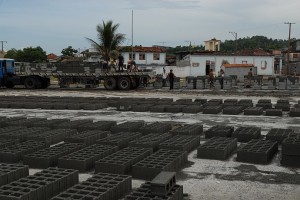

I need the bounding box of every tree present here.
[61,46,78,57]
[5,46,47,62]
[86,20,126,61]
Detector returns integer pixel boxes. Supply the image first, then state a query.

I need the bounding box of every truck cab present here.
[0,58,15,88]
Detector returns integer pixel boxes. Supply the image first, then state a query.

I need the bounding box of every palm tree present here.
[86,20,126,61]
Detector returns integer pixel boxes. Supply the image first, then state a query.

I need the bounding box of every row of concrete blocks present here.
[64,130,108,146]
[58,144,118,172]
[124,181,183,200]
[132,149,188,180]
[0,163,29,187]
[95,147,153,175]
[281,138,300,167]
[0,138,18,149]
[0,140,49,163]
[0,167,78,200]
[51,172,132,200]
[0,101,108,110]
[97,132,143,149]
[158,135,201,153]
[266,129,298,144]
[23,143,85,169]
[170,123,203,135]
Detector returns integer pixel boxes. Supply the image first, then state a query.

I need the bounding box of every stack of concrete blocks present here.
[267,77,276,90]
[52,172,132,200]
[196,76,206,89]
[281,137,300,167]
[132,149,188,180]
[124,171,183,200]
[205,125,234,139]
[0,167,78,200]
[237,139,278,164]
[277,76,287,90]
[232,127,261,142]
[0,163,29,186]
[252,76,263,89]
[214,77,222,90]
[173,77,181,89]
[186,76,196,89]
[266,128,298,144]
[58,144,118,172]
[275,99,291,111]
[197,137,237,160]
[154,75,163,89]
[97,132,142,149]
[95,147,152,174]
[223,76,232,90]
[230,75,237,86]
[287,76,300,90]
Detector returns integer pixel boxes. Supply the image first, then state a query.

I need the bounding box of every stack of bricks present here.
[139,122,172,134]
[110,121,145,134]
[266,128,299,143]
[0,167,78,200]
[256,99,273,110]
[205,125,234,139]
[223,106,244,115]
[244,107,264,115]
[287,76,299,90]
[0,163,29,186]
[223,77,232,90]
[277,76,287,90]
[125,171,183,200]
[23,143,85,168]
[154,75,163,89]
[0,127,50,142]
[58,144,118,172]
[237,99,253,109]
[281,137,300,167]
[232,127,261,142]
[64,130,108,145]
[252,76,262,89]
[170,123,203,135]
[26,129,77,145]
[237,139,278,164]
[0,140,49,163]
[51,172,131,200]
[95,147,152,174]
[77,120,116,131]
[159,135,200,152]
[222,99,238,108]
[132,149,188,180]
[129,133,172,151]
[96,132,142,149]
[274,99,291,111]
[197,137,237,160]
[196,76,206,89]
[267,77,276,90]
[186,76,196,89]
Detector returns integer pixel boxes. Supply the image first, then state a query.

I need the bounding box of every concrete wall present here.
[122,52,166,65]
[224,67,251,82]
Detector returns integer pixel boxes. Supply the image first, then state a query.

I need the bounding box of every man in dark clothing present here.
[168,69,175,90]
[118,54,124,72]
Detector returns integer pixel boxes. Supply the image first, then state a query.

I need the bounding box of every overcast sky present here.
[0,0,299,55]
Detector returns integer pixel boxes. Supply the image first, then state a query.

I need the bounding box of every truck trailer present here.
[0,58,154,90]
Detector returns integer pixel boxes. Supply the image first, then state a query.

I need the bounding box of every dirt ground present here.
[0,88,300,200]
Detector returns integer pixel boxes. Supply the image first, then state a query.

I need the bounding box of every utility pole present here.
[229,32,237,51]
[284,22,295,75]
[131,10,134,62]
[0,41,7,51]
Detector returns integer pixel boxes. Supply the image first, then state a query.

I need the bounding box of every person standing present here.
[118,54,124,72]
[167,69,175,90]
[209,69,215,88]
[218,69,224,89]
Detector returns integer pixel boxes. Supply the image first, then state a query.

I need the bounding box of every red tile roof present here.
[123,46,165,53]
[47,53,58,60]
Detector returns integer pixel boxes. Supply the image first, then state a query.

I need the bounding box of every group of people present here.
[208,68,224,89]
[101,54,139,73]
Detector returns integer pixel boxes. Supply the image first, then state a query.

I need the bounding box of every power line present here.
[0,40,7,51]
[284,22,295,75]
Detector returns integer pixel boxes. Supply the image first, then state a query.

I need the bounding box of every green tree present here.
[61,46,78,57]
[86,20,126,61]
[5,46,47,62]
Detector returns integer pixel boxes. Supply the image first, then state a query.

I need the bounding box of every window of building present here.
[242,61,247,64]
[261,60,267,70]
[139,53,145,60]
[153,53,160,60]
[129,53,135,60]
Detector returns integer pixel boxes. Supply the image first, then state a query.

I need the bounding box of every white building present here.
[121,46,166,66]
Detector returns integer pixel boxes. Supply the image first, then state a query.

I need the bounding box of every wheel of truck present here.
[5,82,14,89]
[118,77,132,90]
[104,77,117,90]
[41,78,50,89]
[24,77,37,89]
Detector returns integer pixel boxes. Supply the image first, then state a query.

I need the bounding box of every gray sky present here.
[0,0,299,55]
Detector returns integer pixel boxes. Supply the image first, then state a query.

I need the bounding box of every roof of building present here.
[223,64,254,68]
[47,53,59,60]
[121,46,166,53]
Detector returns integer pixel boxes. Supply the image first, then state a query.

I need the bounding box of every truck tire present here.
[118,77,131,90]
[24,77,37,89]
[41,78,50,89]
[104,77,117,90]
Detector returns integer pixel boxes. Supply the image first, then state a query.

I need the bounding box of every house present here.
[82,48,101,63]
[204,38,221,51]
[172,49,275,77]
[121,46,166,66]
[47,53,59,63]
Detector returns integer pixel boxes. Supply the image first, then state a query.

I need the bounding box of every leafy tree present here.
[61,46,78,57]
[5,46,47,62]
[86,20,126,61]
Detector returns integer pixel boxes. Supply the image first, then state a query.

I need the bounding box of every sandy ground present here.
[0,88,300,200]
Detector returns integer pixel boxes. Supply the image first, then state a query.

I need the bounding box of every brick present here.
[150,171,176,196]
